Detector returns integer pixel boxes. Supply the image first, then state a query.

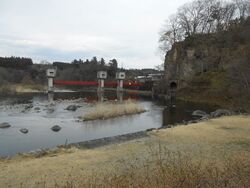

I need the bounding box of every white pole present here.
[119,80,123,89]
[48,77,53,92]
[101,79,104,88]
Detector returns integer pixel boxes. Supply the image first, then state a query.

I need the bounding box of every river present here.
[0,91,217,156]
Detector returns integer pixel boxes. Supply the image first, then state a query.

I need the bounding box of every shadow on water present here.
[161,100,219,126]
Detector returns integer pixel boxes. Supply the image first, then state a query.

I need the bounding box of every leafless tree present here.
[159,0,249,51]
[234,0,250,19]
[177,0,207,36]
[159,15,183,51]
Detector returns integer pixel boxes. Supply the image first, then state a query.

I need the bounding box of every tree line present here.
[0,55,161,87]
[159,0,250,51]
[54,57,119,81]
[0,56,33,69]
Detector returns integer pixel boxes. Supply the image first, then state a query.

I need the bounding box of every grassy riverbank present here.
[0,116,250,187]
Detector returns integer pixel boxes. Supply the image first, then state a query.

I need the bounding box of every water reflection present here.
[97,91,104,102]
[48,92,54,102]
[117,91,123,102]
[97,90,124,102]
[162,100,218,126]
[162,107,177,126]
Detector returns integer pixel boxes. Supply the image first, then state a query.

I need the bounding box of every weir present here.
[46,69,142,102]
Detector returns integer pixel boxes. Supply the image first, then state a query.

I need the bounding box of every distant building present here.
[135,73,164,83]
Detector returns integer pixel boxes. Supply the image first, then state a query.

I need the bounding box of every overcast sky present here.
[0,0,190,68]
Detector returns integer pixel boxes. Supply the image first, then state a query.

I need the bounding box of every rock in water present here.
[20,128,29,134]
[66,105,77,111]
[34,107,41,111]
[210,109,233,118]
[24,104,33,110]
[28,149,48,158]
[51,125,61,132]
[192,110,209,117]
[0,122,11,128]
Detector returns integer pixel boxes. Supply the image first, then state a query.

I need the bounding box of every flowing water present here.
[0,91,217,156]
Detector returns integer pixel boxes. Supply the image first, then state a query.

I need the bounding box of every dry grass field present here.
[0,116,249,187]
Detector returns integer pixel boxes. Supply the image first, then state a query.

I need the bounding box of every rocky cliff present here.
[164,18,250,111]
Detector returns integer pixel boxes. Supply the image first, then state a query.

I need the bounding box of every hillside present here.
[163,17,250,111]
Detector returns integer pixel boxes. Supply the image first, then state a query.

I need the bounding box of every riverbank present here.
[0,115,249,187]
[0,84,46,95]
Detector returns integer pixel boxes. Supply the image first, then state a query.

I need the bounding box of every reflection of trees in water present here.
[162,100,218,127]
[162,107,177,126]
[52,91,139,102]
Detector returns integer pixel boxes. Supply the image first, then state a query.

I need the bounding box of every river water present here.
[0,91,217,156]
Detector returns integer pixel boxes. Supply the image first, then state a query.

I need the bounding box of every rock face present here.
[20,128,29,134]
[210,109,234,118]
[66,105,77,111]
[0,122,11,128]
[51,125,61,132]
[162,21,250,112]
[192,110,209,117]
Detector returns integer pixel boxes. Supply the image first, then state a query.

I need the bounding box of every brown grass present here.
[66,148,250,188]
[0,116,249,188]
[0,84,45,94]
[81,99,146,121]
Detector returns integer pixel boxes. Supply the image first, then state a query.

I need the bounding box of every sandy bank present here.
[0,115,250,187]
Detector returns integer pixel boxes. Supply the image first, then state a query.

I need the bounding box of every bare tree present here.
[159,15,183,52]
[234,0,250,19]
[177,0,207,36]
[159,0,249,52]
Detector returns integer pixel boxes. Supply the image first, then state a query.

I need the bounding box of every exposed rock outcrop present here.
[163,18,250,111]
[210,109,234,118]
[192,110,209,118]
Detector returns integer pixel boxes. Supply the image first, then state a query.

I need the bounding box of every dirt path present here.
[0,116,250,188]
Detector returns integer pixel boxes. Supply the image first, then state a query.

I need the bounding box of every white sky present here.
[0,0,190,68]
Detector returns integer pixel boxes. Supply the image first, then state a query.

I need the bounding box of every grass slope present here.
[0,116,249,187]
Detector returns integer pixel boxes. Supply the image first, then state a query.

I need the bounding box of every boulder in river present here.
[192,110,209,117]
[22,104,33,113]
[46,108,55,113]
[66,105,77,111]
[210,109,234,118]
[51,125,61,132]
[20,128,29,134]
[34,107,41,111]
[25,104,33,110]
[0,122,11,129]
